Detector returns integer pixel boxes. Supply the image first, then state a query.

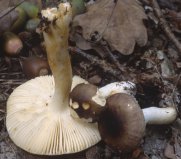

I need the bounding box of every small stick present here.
[0,79,26,82]
[151,0,181,54]
[0,72,23,75]
[101,42,125,72]
[0,0,25,19]
[69,46,124,80]
[0,109,5,113]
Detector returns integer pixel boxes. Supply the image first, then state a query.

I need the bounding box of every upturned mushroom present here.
[70,83,177,152]
[6,3,100,155]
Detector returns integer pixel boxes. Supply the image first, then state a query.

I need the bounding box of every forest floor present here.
[0,0,181,159]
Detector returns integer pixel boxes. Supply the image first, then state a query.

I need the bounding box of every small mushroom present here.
[98,93,177,152]
[70,83,103,120]
[98,93,145,152]
[19,56,50,79]
[6,3,100,155]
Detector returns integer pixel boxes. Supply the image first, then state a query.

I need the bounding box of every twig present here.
[69,46,124,80]
[151,0,181,54]
[0,72,22,75]
[0,0,25,19]
[101,40,125,72]
[0,79,26,82]
[0,109,5,113]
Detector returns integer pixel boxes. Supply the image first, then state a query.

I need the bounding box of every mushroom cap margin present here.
[6,75,100,155]
[98,93,145,152]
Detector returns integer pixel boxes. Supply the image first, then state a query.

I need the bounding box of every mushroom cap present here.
[6,75,100,155]
[98,93,145,152]
[70,83,102,120]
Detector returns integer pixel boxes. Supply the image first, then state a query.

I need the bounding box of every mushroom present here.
[70,83,177,152]
[70,83,103,121]
[6,3,100,155]
[70,81,136,119]
[98,93,145,152]
[98,93,177,152]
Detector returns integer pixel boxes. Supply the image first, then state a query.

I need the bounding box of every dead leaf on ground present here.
[0,7,19,35]
[0,0,20,35]
[0,0,42,35]
[0,0,10,13]
[73,0,148,55]
[166,9,181,30]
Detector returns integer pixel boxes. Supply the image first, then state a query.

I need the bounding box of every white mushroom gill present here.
[6,3,100,155]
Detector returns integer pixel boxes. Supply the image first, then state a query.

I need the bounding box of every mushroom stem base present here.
[143,107,177,124]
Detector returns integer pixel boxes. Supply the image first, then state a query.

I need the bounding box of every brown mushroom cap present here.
[98,93,145,152]
[70,83,103,120]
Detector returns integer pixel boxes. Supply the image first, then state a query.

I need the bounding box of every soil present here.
[0,0,181,159]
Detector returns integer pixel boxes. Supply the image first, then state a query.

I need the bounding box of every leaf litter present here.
[72,0,148,55]
[0,0,181,159]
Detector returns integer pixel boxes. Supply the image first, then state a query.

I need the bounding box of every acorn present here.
[10,7,27,32]
[71,0,86,17]
[2,32,23,56]
[19,2,39,19]
[20,56,50,79]
[25,18,40,32]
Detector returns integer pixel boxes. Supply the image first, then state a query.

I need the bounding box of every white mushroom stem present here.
[93,82,177,125]
[6,3,100,155]
[42,3,72,111]
[92,81,136,106]
[142,107,177,125]
[98,81,136,97]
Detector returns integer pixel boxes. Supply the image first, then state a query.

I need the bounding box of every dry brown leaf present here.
[0,0,10,13]
[0,7,19,35]
[73,0,148,55]
[0,0,42,35]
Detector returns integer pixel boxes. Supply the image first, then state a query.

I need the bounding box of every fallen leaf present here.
[88,75,102,84]
[0,0,10,13]
[0,7,19,35]
[73,0,148,55]
[0,0,41,35]
[71,33,92,50]
[166,9,181,30]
